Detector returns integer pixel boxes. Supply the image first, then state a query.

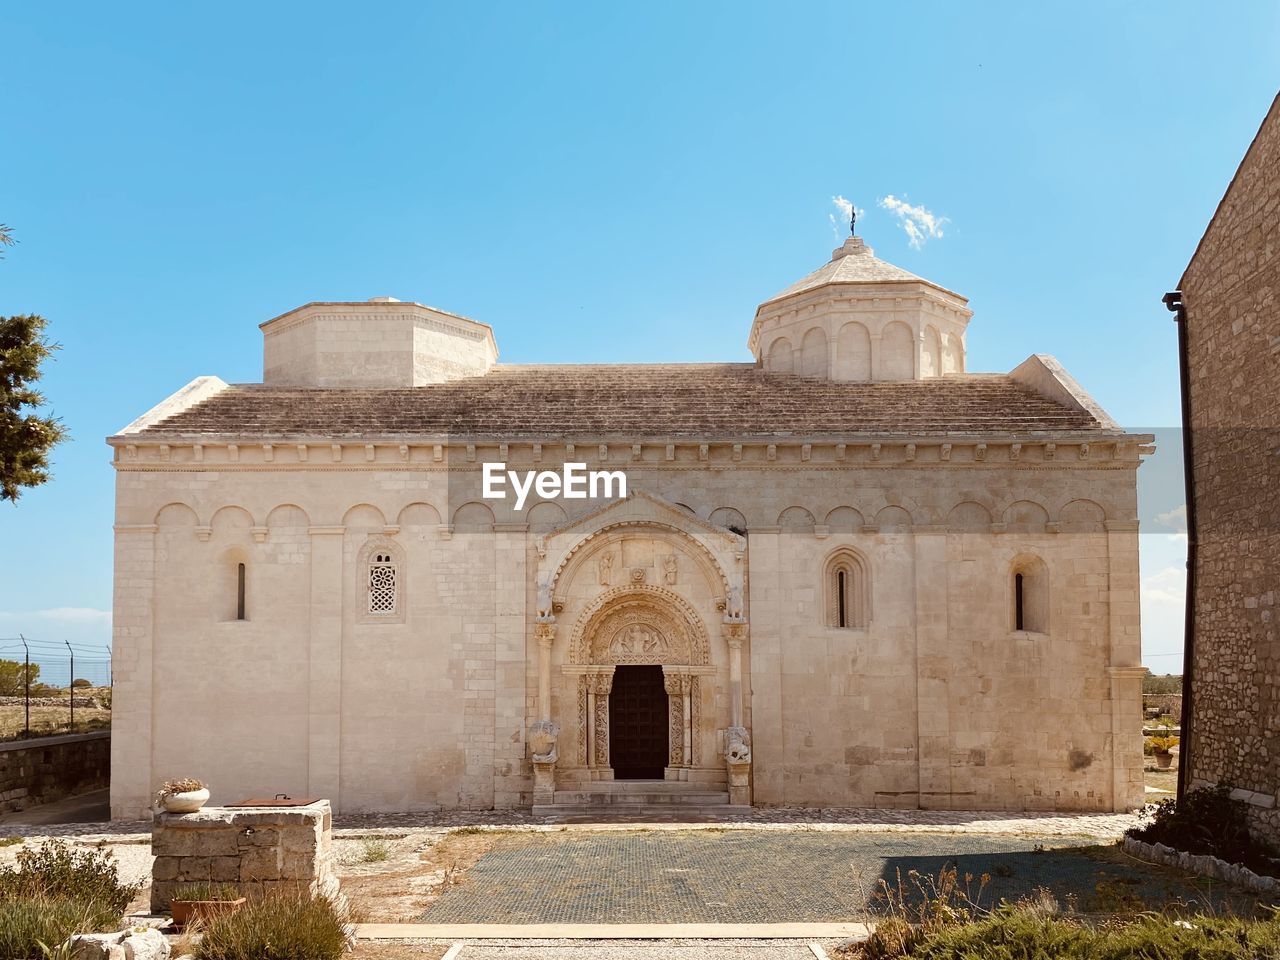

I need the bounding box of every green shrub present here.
[1146,735,1179,754]
[0,840,139,927]
[196,891,351,960]
[845,907,1280,959]
[70,679,92,689]
[0,896,98,960]
[1127,784,1276,876]
[359,838,390,863]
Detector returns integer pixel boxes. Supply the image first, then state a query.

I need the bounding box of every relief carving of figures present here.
[612,623,667,658]
[597,552,613,586]
[589,606,690,665]
[663,554,678,585]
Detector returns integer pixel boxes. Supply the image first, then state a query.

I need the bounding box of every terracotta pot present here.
[162,788,210,813]
[171,896,247,927]
[1155,751,1173,769]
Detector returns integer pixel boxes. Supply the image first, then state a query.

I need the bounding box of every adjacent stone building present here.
[108,233,1149,820]
[1177,92,1280,845]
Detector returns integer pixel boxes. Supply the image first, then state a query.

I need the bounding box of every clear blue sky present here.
[2,1,1276,671]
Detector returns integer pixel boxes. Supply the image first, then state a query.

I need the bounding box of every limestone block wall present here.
[0,732,110,815]
[1181,94,1280,846]
[150,800,336,912]
[110,437,1145,817]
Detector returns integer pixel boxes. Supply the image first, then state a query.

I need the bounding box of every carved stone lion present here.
[725,725,751,764]
[529,719,560,762]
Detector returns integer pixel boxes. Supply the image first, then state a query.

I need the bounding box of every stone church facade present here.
[109,236,1148,820]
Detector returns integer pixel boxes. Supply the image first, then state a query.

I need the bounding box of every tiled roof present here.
[760,238,962,306]
[125,364,1111,440]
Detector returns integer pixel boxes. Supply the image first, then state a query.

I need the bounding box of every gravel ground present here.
[449,942,828,959]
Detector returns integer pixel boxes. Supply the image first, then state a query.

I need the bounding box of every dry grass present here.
[337,830,524,923]
[0,703,111,741]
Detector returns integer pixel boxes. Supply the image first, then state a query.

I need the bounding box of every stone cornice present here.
[109,435,1154,472]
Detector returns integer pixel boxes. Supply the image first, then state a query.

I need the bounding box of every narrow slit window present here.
[1014,572,1024,631]
[837,570,848,628]
[825,551,867,628]
[236,563,247,621]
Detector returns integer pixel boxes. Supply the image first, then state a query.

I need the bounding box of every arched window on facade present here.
[1011,555,1048,633]
[368,551,398,616]
[824,549,869,628]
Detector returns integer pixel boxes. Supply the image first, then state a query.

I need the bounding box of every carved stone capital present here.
[586,668,615,695]
[663,671,692,695]
[534,622,556,647]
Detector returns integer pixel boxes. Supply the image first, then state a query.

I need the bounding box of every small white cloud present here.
[828,195,865,243]
[1141,566,1186,606]
[1155,504,1187,531]
[878,194,948,249]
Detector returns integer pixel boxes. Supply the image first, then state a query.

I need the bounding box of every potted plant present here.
[156,778,210,813]
[169,882,246,927]
[1147,736,1179,769]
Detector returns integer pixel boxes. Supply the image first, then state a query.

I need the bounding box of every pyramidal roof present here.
[759,236,964,308]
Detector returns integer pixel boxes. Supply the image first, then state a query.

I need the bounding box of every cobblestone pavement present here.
[420,830,1215,924]
[0,806,1143,842]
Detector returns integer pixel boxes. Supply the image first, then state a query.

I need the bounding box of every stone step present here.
[532,804,752,822]
[553,779,726,794]
[552,790,731,806]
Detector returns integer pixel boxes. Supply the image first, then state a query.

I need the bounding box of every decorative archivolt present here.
[569,585,710,666]
[550,521,736,598]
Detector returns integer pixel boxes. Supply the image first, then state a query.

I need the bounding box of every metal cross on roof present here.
[850,205,857,236]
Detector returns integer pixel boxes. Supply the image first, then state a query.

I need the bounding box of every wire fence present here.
[0,635,112,741]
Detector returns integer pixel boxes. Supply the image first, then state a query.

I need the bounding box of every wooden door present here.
[608,665,669,779]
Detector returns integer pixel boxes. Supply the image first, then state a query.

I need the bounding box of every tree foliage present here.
[0,313,67,501]
[0,658,41,697]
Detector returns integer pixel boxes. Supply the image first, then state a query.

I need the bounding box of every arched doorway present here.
[568,585,709,780]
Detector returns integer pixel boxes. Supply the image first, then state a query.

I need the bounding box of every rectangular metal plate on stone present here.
[225,796,321,807]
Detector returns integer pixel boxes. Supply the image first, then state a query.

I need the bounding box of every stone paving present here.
[0,806,1144,842]
[420,830,1220,924]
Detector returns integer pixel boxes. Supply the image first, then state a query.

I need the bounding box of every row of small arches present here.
[765,321,962,380]
[153,497,1112,535]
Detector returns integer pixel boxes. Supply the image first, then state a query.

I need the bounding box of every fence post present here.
[19,634,30,739]
[64,639,74,734]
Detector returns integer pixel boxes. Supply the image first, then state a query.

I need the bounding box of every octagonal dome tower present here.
[748,236,971,381]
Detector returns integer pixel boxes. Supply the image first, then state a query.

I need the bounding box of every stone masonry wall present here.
[0,731,110,815]
[150,800,337,912]
[1181,92,1280,847]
